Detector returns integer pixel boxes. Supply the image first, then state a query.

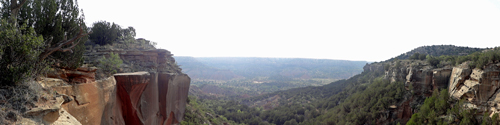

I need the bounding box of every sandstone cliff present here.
[36,39,191,125]
[366,59,500,123]
[448,62,500,116]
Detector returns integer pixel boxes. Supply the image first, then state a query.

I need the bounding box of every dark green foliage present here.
[453,49,500,69]
[89,21,137,46]
[409,52,426,60]
[384,64,390,71]
[182,96,239,125]
[0,19,44,85]
[405,89,484,125]
[388,45,483,61]
[309,78,405,124]
[1,0,88,69]
[426,55,440,67]
[89,21,121,45]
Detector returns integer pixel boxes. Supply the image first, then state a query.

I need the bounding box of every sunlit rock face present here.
[51,70,116,125]
[49,44,191,124]
[448,62,500,116]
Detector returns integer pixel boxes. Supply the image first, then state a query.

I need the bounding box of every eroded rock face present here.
[84,41,182,74]
[380,61,453,124]
[52,76,116,125]
[51,71,191,125]
[449,63,500,102]
[447,62,500,116]
[448,62,472,99]
[104,72,190,125]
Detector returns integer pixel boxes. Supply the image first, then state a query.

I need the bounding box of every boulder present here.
[448,62,472,99]
[449,64,500,104]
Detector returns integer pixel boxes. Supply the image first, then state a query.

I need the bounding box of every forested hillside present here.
[388,45,483,61]
[184,45,500,125]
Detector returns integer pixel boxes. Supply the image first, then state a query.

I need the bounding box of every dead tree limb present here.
[9,0,27,25]
[39,26,92,61]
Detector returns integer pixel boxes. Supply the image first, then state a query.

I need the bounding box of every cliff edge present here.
[39,39,190,125]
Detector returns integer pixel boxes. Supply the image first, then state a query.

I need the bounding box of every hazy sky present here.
[79,0,500,61]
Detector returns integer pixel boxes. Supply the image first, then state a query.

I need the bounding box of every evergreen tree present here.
[1,0,89,68]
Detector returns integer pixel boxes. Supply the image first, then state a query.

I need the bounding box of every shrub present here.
[98,52,123,76]
[0,19,44,85]
[426,55,440,67]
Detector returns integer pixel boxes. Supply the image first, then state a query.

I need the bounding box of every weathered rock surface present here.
[102,72,190,125]
[84,40,182,74]
[448,62,472,99]
[20,94,80,125]
[376,60,453,124]
[47,66,98,84]
[36,39,191,125]
[51,76,116,125]
[448,62,500,116]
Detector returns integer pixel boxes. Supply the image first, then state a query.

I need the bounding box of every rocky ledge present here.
[38,39,191,124]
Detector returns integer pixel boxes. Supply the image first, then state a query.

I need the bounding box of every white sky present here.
[79,0,500,62]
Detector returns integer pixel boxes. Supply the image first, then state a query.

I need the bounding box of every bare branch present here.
[12,0,27,10]
[39,26,92,61]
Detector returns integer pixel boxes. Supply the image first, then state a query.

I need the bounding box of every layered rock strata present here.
[448,62,500,116]
[43,41,191,124]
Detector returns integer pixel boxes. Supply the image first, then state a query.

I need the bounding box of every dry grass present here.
[0,80,50,124]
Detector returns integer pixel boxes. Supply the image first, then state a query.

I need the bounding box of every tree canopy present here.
[0,0,90,84]
[89,20,137,45]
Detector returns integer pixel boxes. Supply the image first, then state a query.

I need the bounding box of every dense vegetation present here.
[0,0,92,123]
[388,45,483,61]
[0,0,88,85]
[415,47,500,69]
[186,45,500,125]
[186,65,387,125]
[190,78,337,100]
[89,20,136,45]
[182,96,242,125]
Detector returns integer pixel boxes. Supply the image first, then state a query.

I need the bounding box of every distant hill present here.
[175,57,368,80]
[387,45,484,61]
[174,56,241,80]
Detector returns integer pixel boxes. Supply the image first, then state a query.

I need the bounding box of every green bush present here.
[0,19,44,85]
[426,55,440,67]
[98,52,123,76]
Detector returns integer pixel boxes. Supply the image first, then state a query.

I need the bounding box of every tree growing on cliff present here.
[0,19,44,85]
[89,21,121,45]
[89,21,138,46]
[0,0,90,84]
[426,55,440,67]
[1,0,90,68]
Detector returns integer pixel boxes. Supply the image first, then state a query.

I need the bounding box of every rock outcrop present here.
[39,40,191,124]
[84,40,182,74]
[102,72,190,125]
[448,62,500,115]
[375,60,453,123]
